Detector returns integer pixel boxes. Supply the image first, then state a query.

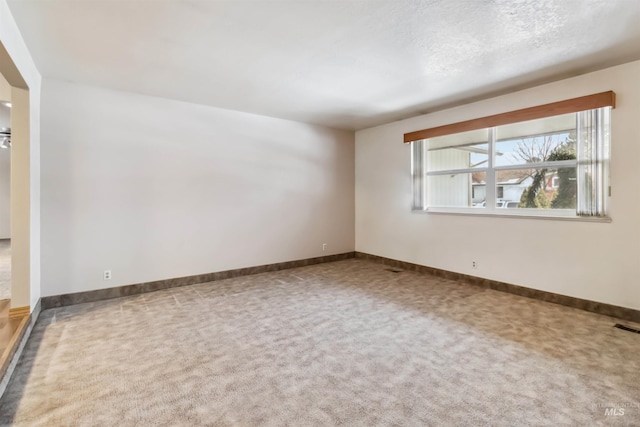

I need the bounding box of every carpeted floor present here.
[0,259,639,426]
[0,239,10,301]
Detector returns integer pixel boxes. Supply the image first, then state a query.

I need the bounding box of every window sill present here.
[413,207,612,223]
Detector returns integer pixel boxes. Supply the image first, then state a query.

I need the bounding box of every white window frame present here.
[411,107,612,221]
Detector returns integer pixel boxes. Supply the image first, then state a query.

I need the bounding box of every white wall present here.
[0,152,8,239]
[40,79,355,297]
[356,61,640,311]
[0,102,10,238]
[0,0,41,309]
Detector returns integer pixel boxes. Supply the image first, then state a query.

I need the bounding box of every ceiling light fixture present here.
[1,102,10,108]
[0,128,11,149]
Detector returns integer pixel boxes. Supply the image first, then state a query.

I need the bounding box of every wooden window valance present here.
[403,91,616,143]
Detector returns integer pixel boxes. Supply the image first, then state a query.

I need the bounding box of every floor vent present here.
[614,324,640,334]
[385,268,403,273]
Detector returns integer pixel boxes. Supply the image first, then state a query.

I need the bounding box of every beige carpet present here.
[0,259,639,426]
[0,240,10,301]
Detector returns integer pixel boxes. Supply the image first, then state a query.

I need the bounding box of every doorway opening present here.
[0,40,31,374]
[0,92,11,303]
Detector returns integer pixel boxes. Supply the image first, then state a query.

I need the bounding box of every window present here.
[407,92,614,218]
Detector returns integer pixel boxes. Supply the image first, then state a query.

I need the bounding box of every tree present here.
[517,132,576,208]
[519,186,550,209]
[550,134,577,209]
[514,135,558,164]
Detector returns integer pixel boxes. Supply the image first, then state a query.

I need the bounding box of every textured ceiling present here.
[7,0,640,130]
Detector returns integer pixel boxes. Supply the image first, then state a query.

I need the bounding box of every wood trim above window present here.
[403,91,616,143]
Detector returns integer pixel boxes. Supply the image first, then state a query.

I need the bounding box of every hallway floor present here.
[0,299,21,359]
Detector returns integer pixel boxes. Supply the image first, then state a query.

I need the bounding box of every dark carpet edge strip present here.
[614,324,640,334]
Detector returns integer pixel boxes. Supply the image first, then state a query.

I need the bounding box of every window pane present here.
[429,172,486,208]
[495,113,576,167]
[427,129,488,171]
[495,167,576,209]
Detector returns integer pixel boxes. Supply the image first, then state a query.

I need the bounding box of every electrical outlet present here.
[472,261,477,269]
[322,243,327,251]
[103,270,112,280]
